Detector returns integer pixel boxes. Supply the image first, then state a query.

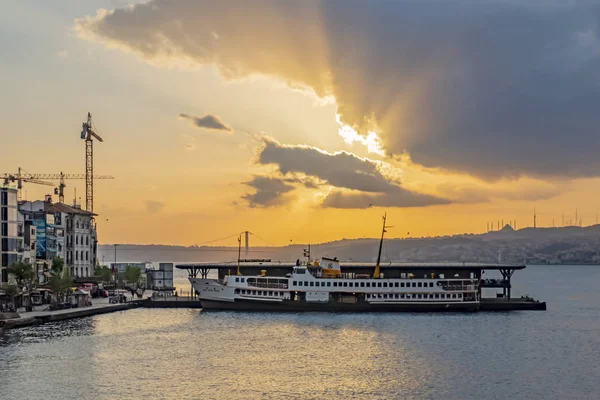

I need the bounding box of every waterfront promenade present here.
[0,296,142,329]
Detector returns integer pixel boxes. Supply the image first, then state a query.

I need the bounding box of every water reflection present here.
[1,265,600,399]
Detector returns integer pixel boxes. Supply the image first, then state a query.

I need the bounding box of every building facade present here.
[19,197,97,279]
[1,186,22,284]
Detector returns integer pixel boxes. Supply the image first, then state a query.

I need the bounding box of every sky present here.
[2,0,600,246]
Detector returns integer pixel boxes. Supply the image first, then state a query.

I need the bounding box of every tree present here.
[124,265,141,285]
[7,261,35,289]
[50,269,73,303]
[2,285,19,310]
[94,265,112,283]
[51,257,64,276]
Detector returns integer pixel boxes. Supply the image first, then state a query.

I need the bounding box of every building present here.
[1,186,22,284]
[19,196,97,278]
[147,263,174,291]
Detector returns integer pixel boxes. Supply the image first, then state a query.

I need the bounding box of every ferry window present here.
[418,294,422,299]
[366,282,370,287]
[310,282,314,287]
[383,282,388,288]
[418,282,422,288]
[292,281,297,286]
[234,289,239,294]
[452,294,457,299]
[349,282,353,287]
[401,282,405,288]
[377,283,382,288]
[327,282,331,287]
[241,278,245,283]
[412,294,416,299]
[360,282,365,287]
[252,290,257,295]
[296,269,306,274]
[383,294,388,299]
[304,281,308,286]
[429,282,434,287]
[235,278,239,282]
[333,282,338,287]
[458,293,462,298]
[400,294,404,299]
[395,294,399,299]
[269,291,273,296]
[435,294,439,299]
[412,282,416,288]
[429,294,434,299]
[394,282,399,287]
[343,282,348,287]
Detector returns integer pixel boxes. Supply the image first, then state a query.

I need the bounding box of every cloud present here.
[322,190,451,209]
[76,1,600,179]
[255,137,451,208]
[241,176,295,207]
[146,200,165,213]
[258,137,401,194]
[178,113,232,132]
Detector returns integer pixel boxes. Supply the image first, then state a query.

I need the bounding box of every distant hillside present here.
[98,225,600,265]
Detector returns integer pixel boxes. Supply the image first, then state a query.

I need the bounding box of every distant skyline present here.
[3,1,600,246]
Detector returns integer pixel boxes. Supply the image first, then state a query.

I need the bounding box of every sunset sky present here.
[2,0,600,246]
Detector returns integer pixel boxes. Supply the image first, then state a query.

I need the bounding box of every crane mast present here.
[81,112,104,213]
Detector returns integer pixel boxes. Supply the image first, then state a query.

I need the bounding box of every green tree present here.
[50,269,73,303]
[94,265,112,283]
[124,265,141,285]
[3,285,19,310]
[7,261,35,289]
[51,257,64,276]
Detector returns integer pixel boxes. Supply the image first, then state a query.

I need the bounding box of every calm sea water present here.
[1,265,599,400]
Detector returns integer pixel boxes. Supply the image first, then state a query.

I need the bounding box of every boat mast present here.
[237,234,242,275]
[374,212,388,278]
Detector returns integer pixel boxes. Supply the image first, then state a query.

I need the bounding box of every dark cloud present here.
[76,1,600,178]
[322,190,451,209]
[241,176,295,207]
[257,137,451,208]
[259,137,401,193]
[146,200,165,213]
[179,113,232,132]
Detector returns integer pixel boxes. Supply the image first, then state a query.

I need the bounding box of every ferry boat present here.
[186,214,532,312]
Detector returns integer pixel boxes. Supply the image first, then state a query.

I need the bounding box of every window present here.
[234,289,239,294]
[1,223,7,236]
[360,282,365,287]
[295,269,306,274]
[349,282,353,287]
[412,282,416,288]
[252,290,257,295]
[429,294,434,299]
[412,294,416,299]
[435,294,440,299]
[452,294,457,299]
[418,282,422,287]
[395,294,399,299]
[394,282,399,287]
[236,278,240,282]
[383,294,388,299]
[86,236,89,246]
[241,278,245,282]
[75,252,78,261]
[383,282,388,288]
[343,282,348,287]
[366,282,370,287]
[1,191,7,206]
[1,207,7,221]
[305,281,309,286]
[292,280,296,285]
[458,293,462,298]
[401,282,405,288]
[418,294,422,299]
[429,282,434,287]
[76,221,79,229]
[333,282,337,287]
[76,236,79,245]
[85,251,89,261]
[269,291,273,296]
[377,282,382,288]
[310,282,314,287]
[327,282,331,287]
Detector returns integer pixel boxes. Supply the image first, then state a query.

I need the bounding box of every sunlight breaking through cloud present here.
[336,114,384,156]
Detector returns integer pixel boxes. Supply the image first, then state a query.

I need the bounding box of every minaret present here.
[534,206,537,229]
[575,209,578,227]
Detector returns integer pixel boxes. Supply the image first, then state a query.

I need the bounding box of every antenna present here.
[534,206,537,229]
[236,234,242,276]
[374,212,390,279]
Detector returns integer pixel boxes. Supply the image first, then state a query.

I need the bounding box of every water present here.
[1,265,599,400]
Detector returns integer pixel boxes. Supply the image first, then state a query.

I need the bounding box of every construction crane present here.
[0,169,114,204]
[80,112,104,213]
[1,167,54,201]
